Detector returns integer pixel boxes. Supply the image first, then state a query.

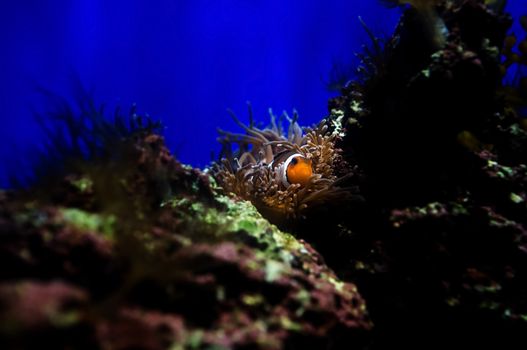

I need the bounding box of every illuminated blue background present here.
[0,1,525,187]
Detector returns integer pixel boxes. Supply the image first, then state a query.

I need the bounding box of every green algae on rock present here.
[0,116,371,349]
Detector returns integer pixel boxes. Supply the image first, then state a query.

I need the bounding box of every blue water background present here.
[0,1,526,187]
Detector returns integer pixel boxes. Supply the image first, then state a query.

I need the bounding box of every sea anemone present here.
[211,105,357,224]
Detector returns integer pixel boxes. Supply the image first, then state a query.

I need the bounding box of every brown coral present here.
[212,106,356,223]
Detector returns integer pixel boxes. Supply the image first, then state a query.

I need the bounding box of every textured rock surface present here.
[0,132,370,349]
[323,1,527,348]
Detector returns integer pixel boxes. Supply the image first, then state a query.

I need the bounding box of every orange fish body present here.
[279,153,313,187]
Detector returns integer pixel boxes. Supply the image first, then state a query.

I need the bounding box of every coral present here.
[0,111,371,349]
[322,1,527,348]
[329,0,516,206]
[0,281,88,330]
[212,106,360,225]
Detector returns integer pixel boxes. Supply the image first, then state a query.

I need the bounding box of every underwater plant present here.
[212,105,357,224]
[11,87,162,190]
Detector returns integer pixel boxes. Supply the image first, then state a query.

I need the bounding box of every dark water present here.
[0,1,525,187]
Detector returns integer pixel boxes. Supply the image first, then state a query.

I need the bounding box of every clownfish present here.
[270,153,313,188]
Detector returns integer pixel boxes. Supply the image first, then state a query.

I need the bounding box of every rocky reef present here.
[0,127,371,349]
[1,0,527,349]
[325,0,527,348]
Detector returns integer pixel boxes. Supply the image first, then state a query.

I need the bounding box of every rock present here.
[0,128,371,349]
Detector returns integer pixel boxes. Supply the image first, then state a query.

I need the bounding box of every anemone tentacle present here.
[212,106,357,223]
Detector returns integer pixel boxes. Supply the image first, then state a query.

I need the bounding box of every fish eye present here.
[291,157,298,165]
